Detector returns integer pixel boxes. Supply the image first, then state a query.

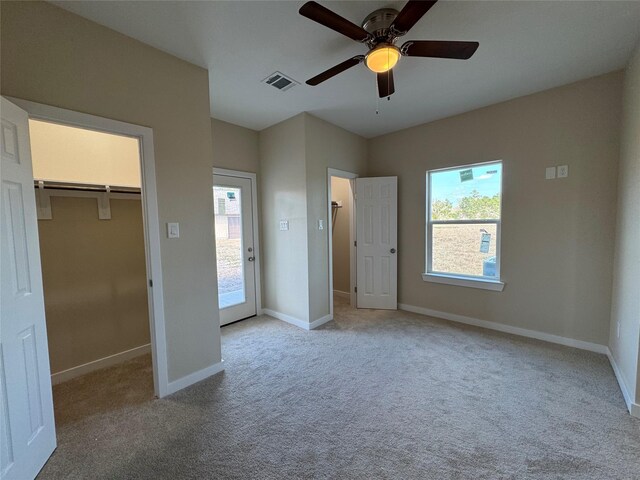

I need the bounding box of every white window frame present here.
[423,160,505,292]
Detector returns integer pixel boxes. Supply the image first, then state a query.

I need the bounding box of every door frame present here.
[212,168,262,316]
[327,168,358,316]
[7,97,170,398]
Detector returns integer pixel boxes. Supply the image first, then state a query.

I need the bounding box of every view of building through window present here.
[427,161,502,279]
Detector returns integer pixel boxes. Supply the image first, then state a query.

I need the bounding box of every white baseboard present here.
[398,303,608,354]
[606,349,640,417]
[165,360,225,396]
[263,308,310,330]
[51,343,151,385]
[309,314,333,330]
[333,290,351,299]
[263,309,333,330]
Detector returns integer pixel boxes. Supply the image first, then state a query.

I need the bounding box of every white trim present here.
[422,273,505,291]
[263,308,310,330]
[606,349,640,417]
[9,97,170,398]
[398,303,608,354]
[50,344,151,385]
[213,168,262,317]
[165,360,225,396]
[327,168,358,318]
[309,314,333,330]
[262,309,333,330]
[425,159,503,284]
[333,289,351,299]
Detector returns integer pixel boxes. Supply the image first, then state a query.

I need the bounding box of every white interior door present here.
[1,97,56,479]
[356,176,398,309]
[213,175,257,325]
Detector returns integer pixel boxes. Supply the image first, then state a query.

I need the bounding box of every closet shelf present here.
[33,180,141,194]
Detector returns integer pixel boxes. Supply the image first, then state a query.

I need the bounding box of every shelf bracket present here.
[36,181,52,220]
[97,186,111,220]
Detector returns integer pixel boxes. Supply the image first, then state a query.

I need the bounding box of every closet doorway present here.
[328,169,357,316]
[8,97,169,398]
[28,117,155,423]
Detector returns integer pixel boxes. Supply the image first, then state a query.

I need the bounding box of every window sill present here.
[421,273,505,291]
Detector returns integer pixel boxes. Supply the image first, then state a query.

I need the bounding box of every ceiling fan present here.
[299,0,479,98]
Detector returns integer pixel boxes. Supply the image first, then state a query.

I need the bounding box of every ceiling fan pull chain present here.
[376,74,380,114]
[387,68,391,99]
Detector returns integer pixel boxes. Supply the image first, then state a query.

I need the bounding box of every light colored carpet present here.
[39,298,640,479]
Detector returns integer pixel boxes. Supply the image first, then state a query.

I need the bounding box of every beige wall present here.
[38,197,149,374]
[305,114,367,321]
[369,72,622,345]
[259,113,367,324]
[29,119,141,188]
[211,118,259,173]
[331,177,352,294]
[259,114,310,321]
[1,1,220,382]
[609,43,640,405]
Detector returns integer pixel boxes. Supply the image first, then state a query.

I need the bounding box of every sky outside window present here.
[430,162,502,206]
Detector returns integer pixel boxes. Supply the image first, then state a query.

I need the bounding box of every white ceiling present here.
[52,1,640,138]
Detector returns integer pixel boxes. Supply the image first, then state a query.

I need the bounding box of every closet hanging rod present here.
[33,180,141,194]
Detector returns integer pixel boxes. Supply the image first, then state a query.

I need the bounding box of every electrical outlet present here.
[545,167,556,180]
[318,219,324,230]
[279,220,289,231]
[557,165,569,178]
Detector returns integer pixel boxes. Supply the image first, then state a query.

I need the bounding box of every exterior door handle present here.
[248,256,255,262]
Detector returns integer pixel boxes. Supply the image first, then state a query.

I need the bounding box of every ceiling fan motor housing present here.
[362,8,399,45]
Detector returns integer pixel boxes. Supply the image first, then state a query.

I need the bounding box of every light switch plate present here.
[167,222,180,238]
[557,165,569,178]
[545,167,556,180]
[318,219,324,230]
[279,220,289,231]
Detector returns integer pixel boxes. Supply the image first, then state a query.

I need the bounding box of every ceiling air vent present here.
[262,72,298,92]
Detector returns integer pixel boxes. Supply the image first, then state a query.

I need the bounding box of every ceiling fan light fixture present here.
[365,44,400,73]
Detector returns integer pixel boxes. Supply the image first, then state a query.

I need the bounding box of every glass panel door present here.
[213,175,257,325]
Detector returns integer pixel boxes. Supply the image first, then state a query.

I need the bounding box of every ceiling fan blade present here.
[377,70,395,98]
[402,40,479,59]
[390,1,438,36]
[299,1,371,42]
[306,56,364,86]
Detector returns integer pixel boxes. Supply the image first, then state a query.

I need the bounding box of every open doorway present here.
[28,119,154,425]
[328,169,357,317]
[2,97,168,475]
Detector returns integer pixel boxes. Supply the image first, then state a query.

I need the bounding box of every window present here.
[424,161,504,291]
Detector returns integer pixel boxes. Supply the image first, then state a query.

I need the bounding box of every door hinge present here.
[149,279,153,287]
[354,241,357,247]
[355,286,357,293]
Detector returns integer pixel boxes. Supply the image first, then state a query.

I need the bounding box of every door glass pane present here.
[432,223,498,278]
[213,186,245,309]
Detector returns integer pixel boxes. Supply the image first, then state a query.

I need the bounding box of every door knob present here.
[390,248,396,254]
[248,256,255,262]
